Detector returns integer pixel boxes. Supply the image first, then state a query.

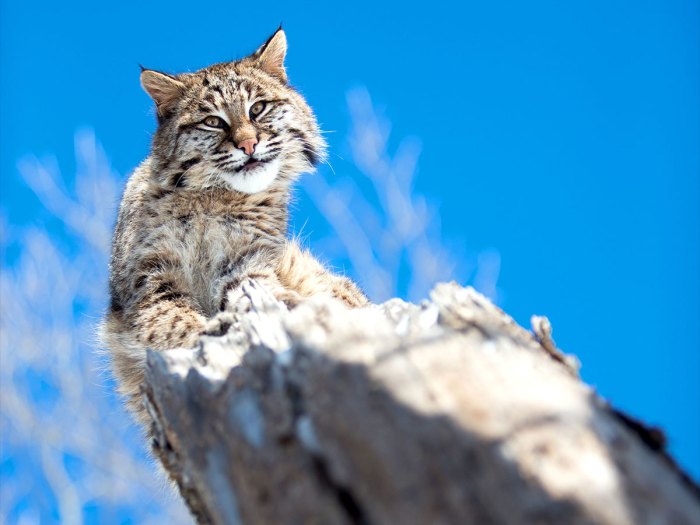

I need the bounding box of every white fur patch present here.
[220,158,281,194]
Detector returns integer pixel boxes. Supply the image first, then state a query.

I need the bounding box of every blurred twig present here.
[0,130,190,525]
[304,87,500,302]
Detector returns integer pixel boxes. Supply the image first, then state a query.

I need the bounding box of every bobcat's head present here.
[141,28,325,194]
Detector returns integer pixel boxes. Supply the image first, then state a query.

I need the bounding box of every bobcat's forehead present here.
[185,66,288,113]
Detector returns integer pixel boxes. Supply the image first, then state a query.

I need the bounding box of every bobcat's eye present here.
[249,101,266,118]
[203,116,227,129]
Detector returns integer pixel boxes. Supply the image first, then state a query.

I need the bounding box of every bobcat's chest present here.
[141,187,284,315]
[166,212,249,311]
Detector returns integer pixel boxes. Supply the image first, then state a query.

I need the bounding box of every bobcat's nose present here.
[237,138,258,156]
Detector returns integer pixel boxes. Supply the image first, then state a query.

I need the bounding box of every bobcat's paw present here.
[202,310,236,338]
[223,283,254,315]
[330,276,369,308]
[273,288,304,309]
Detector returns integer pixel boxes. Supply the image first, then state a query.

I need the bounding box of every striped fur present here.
[102,29,368,423]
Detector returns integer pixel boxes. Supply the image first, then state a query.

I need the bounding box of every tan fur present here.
[276,242,367,308]
[102,29,368,424]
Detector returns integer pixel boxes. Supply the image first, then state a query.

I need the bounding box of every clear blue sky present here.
[2,0,698,481]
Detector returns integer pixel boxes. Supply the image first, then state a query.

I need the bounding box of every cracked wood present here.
[143,281,700,525]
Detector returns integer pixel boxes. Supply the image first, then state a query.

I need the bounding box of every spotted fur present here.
[101,29,368,422]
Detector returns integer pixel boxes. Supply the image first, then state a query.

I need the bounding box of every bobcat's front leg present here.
[204,268,301,337]
[276,242,369,308]
[104,274,207,420]
[235,270,304,308]
[133,295,206,349]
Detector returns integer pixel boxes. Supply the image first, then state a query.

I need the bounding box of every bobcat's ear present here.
[251,27,287,82]
[140,69,186,113]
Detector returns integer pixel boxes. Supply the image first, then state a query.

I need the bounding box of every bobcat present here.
[102,28,367,422]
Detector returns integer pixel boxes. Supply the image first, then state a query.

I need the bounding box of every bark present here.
[143,280,700,525]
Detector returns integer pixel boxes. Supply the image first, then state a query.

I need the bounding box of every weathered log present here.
[143,280,700,525]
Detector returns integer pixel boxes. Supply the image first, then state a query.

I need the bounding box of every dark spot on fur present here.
[171,172,187,188]
[246,272,271,281]
[180,157,201,171]
[109,294,123,313]
[134,274,148,290]
[207,319,231,337]
[154,281,173,295]
[217,260,235,276]
[219,276,244,310]
[151,187,171,200]
[302,145,320,166]
[222,213,246,224]
[154,281,185,302]
[288,127,320,166]
[161,291,185,302]
[264,147,282,157]
[138,254,179,273]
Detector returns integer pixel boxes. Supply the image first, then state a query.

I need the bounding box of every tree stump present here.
[143,280,700,525]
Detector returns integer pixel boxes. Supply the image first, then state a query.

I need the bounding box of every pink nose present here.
[237,138,258,156]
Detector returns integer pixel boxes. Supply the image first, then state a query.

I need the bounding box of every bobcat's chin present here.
[220,158,281,194]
